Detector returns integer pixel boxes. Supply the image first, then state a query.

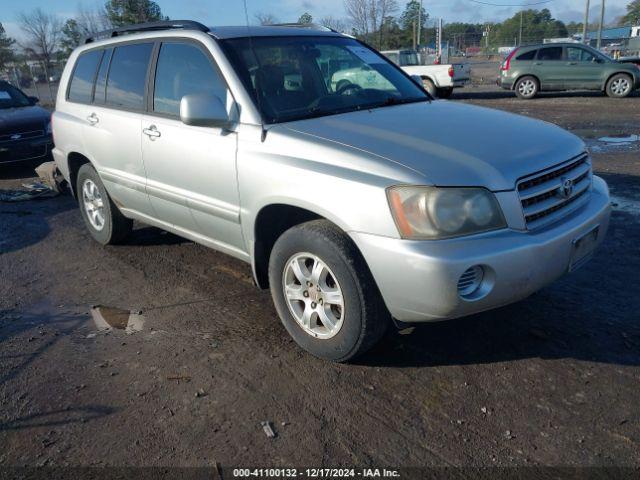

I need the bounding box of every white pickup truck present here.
[381,49,470,98]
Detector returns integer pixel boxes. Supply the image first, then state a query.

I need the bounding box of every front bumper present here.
[350,176,611,322]
[0,135,53,165]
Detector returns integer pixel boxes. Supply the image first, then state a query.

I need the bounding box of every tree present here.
[399,0,428,47]
[298,12,313,24]
[255,12,278,25]
[104,0,167,27]
[60,19,83,58]
[489,9,567,46]
[375,0,399,48]
[18,7,62,96]
[345,0,371,40]
[345,0,399,47]
[320,16,349,32]
[0,22,16,73]
[620,0,640,25]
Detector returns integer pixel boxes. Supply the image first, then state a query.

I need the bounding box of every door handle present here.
[87,113,99,125]
[568,62,578,65]
[534,62,542,65]
[143,125,161,139]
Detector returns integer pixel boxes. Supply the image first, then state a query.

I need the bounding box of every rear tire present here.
[422,78,437,97]
[268,220,389,362]
[514,76,539,99]
[605,73,633,98]
[77,164,132,245]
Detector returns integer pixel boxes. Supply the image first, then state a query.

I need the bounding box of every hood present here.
[284,101,585,191]
[0,105,50,136]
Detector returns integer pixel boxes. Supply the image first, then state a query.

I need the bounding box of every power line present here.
[465,0,554,6]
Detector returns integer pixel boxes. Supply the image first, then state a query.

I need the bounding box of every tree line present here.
[1,0,638,90]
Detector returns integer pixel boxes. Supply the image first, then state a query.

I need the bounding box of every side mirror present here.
[28,96,39,105]
[180,93,230,128]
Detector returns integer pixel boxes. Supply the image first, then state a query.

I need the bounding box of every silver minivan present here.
[52,22,611,361]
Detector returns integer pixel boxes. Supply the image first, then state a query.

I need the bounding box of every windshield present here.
[0,83,31,109]
[220,36,429,124]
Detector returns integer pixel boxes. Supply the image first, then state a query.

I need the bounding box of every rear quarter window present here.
[68,50,103,103]
[516,50,537,61]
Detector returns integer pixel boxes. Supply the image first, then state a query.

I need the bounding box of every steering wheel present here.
[336,82,363,96]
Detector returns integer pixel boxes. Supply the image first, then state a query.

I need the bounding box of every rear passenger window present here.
[93,48,113,105]
[68,50,103,103]
[153,42,228,117]
[516,50,536,61]
[106,43,153,110]
[537,47,563,61]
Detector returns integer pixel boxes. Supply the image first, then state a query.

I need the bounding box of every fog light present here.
[457,265,484,298]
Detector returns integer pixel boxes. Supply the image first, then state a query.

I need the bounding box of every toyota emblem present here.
[560,177,574,198]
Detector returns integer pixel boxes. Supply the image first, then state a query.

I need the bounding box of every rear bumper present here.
[0,135,53,165]
[497,76,514,90]
[350,176,611,323]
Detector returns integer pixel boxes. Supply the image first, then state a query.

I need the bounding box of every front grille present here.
[517,153,592,230]
[0,144,47,163]
[0,130,45,143]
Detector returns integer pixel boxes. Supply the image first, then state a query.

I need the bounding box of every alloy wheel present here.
[611,78,631,96]
[82,179,105,231]
[282,253,345,339]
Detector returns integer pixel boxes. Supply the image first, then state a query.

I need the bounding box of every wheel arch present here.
[251,203,371,290]
[602,71,634,91]
[67,152,92,199]
[513,73,540,91]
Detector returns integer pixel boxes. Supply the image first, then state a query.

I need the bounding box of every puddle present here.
[90,306,145,334]
[611,195,640,218]
[598,134,639,144]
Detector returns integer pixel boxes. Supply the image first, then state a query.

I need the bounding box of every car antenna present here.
[243,0,268,142]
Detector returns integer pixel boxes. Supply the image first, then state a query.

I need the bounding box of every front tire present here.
[606,73,633,98]
[514,76,539,99]
[77,164,132,245]
[269,220,389,362]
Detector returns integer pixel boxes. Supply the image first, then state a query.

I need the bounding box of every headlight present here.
[387,186,507,239]
[45,121,52,135]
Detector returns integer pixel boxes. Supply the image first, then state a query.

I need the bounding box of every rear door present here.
[564,46,604,90]
[141,40,244,253]
[533,46,565,90]
[80,42,155,216]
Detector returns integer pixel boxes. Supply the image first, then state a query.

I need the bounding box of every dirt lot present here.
[1,87,639,475]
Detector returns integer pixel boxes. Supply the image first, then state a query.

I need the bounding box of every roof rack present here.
[84,20,209,44]
[271,23,338,33]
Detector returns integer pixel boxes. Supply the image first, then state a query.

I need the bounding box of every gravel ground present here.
[1,86,639,475]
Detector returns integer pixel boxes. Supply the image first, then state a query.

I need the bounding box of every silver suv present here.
[52,21,611,361]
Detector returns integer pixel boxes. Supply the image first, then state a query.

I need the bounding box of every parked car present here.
[380,49,470,98]
[53,22,611,361]
[0,81,53,165]
[498,43,640,99]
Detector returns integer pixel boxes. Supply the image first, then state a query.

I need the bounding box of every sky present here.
[1,0,628,42]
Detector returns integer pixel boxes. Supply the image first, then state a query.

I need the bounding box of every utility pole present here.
[412,20,416,50]
[519,11,523,46]
[596,0,605,49]
[417,0,423,47]
[582,0,590,45]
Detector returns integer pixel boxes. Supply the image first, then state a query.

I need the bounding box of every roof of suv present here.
[208,25,344,39]
[518,43,595,49]
[83,21,346,45]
